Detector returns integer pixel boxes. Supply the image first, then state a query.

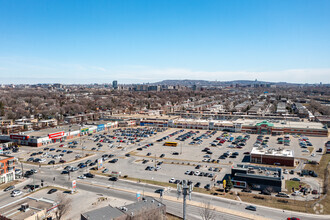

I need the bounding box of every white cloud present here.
[0,56,329,84]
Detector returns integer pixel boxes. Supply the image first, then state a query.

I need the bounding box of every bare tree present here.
[199,201,216,220]
[54,194,72,220]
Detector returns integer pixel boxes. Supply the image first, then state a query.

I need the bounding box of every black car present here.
[172,152,179,155]
[4,185,15,192]
[160,154,165,158]
[142,160,149,164]
[194,182,201,187]
[109,159,118,163]
[245,205,257,211]
[48,160,55,165]
[24,171,33,177]
[204,184,211,190]
[84,173,95,178]
[260,190,271,195]
[47,189,58,194]
[109,177,118,181]
[155,189,164,194]
[61,170,70,174]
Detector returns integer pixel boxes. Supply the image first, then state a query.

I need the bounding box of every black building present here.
[231,164,282,192]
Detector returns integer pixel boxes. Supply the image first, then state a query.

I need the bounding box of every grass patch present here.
[304,153,330,180]
[239,192,314,213]
[285,180,306,192]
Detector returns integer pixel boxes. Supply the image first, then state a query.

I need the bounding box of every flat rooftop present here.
[111,114,178,120]
[251,147,294,157]
[235,119,326,130]
[21,124,82,138]
[0,154,14,160]
[0,197,56,220]
[233,164,282,179]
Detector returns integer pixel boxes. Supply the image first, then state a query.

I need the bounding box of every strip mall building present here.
[140,118,328,137]
[0,122,118,147]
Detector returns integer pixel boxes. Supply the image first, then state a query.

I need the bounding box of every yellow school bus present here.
[164,142,178,147]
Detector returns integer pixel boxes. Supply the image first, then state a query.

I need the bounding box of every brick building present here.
[250,147,294,167]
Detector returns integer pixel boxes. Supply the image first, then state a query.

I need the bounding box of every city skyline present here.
[1,0,330,84]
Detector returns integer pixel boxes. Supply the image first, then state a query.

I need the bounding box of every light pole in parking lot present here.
[180,141,183,155]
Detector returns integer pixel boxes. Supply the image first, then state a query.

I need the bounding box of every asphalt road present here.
[23,166,329,220]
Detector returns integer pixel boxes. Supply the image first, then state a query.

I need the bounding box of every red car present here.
[287,218,300,220]
[59,144,63,147]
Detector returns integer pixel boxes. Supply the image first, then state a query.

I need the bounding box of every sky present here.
[0,0,330,84]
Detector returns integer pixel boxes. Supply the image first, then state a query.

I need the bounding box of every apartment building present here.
[0,155,15,184]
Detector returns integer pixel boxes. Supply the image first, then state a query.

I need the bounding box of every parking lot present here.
[10,126,327,196]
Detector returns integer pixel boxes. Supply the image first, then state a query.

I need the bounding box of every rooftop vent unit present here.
[20,204,29,212]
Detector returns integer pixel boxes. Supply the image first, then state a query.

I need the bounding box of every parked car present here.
[204,184,211,190]
[276,192,290,198]
[169,178,175,183]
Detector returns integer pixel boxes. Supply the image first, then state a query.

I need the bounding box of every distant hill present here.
[152,79,295,86]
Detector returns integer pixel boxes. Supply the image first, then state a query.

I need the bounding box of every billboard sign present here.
[97,124,105,131]
[81,128,89,133]
[10,135,29,140]
[72,180,77,193]
[48,131,64,139]
[97,158,103,170]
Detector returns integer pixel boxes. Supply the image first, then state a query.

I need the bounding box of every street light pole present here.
[177,180,193,220]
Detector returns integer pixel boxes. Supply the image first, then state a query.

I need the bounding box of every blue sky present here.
[0,0,329,84]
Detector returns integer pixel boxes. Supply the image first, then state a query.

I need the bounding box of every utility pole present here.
[177,180,193,220]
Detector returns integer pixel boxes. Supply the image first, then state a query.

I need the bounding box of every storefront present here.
[48,131,65,143]
[255,121,274,134]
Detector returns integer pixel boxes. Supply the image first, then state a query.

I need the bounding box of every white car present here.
[11,190,22,197]
[194,171,200,176]
[185,170,190,175]
[302,149,309,153]
[311,153,316,157]
[169,178,175,183]
[39,158,46,163]
[78,175,86,179]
